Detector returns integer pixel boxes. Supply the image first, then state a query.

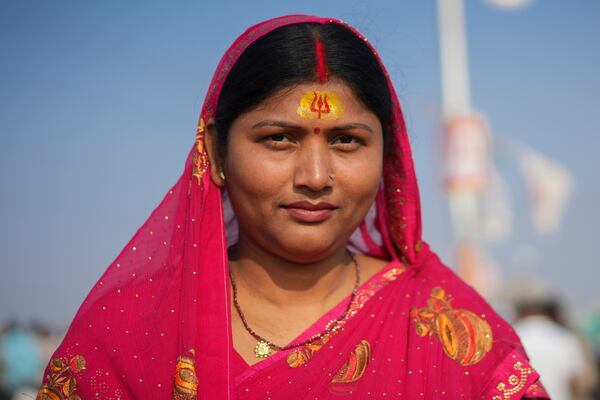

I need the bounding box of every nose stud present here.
[329,173,335,182]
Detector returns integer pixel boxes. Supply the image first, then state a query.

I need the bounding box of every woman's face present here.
[222,80,384,263]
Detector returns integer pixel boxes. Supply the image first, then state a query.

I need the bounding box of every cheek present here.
[223,141,289,212]
[336,151,383,207]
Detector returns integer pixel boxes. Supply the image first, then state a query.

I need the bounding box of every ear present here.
[204,118,226,187]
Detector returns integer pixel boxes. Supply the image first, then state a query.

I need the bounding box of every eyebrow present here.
[330,123,373,134]
[252,120,303,130]
[252,120,374,133]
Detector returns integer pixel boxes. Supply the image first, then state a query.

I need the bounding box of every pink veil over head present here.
[38,15,447,400]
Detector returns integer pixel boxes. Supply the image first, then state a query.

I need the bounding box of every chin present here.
[267,231,346,264]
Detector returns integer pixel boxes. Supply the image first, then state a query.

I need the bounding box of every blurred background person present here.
[581,306,600,399]
[0,321,42,400]
[514,289,599,400]
[30,321,61,386]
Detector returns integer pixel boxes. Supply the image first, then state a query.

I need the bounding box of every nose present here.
[293,140,333,192]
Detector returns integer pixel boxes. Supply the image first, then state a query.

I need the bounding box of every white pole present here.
[437,0,485,293]
[437,0,471,118]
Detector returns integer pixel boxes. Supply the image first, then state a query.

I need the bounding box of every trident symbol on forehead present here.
[310,92,330,119]
[297,90,343,120]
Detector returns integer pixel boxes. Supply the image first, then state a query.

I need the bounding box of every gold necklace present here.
[229,252,361,359]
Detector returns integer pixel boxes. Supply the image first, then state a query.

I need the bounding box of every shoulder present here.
[413,251,491,312]
[406,250,529,361]
[405,252,548,398]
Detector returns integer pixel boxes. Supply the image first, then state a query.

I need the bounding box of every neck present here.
[228,236,355,309]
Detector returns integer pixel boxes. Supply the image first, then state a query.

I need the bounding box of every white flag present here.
[517,147,574,235]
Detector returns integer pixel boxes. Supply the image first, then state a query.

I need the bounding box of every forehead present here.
[245,80,379,125]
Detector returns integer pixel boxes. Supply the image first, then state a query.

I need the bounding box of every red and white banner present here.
[443,113,492,193]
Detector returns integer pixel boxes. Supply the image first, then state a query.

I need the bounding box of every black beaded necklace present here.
[229,252,361,359]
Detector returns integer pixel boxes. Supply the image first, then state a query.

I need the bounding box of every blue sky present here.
[1,1,598,327]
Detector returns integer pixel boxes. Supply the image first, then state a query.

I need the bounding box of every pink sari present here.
[36,15,549,399]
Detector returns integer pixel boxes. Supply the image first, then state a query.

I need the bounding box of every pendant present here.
[255,340,272,359]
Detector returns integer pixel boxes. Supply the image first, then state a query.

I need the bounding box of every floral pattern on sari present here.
[36,355,86,400]
[410,286,493,366]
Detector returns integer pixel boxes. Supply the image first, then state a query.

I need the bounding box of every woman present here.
[37,15,549,399]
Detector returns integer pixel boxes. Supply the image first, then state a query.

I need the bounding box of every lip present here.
[282,201,338,223]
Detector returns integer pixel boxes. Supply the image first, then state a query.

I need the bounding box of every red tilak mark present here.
[310,92,331,119]
[315,38,329,83]
[313,127,321,134]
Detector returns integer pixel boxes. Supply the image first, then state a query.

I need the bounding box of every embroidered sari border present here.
[480,350,549,399]
[234,257,406,384]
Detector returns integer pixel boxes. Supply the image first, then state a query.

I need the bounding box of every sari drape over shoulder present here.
[37,15,549,400]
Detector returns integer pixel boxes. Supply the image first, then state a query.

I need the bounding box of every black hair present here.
[515,299,565,326]
[214,23,394,158]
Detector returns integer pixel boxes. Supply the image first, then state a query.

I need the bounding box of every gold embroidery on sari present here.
[385,175,414,264]
[415,240,423,253]
[191,118,209,186]
[173,349,199,400]
[36,355,86,400]
[331,340,371,383]
[287,267,404,368]
[382,268,404,281]
[287,335,330,368]
[492,362,535,400]
[410,287,493,366]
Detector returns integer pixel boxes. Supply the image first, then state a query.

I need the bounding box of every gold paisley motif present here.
[173,350,199,400]
[410,287,493,366]
[331,340,371,383]
[191,118,209,186]
[37,355,86,400]
[287,336,329,368]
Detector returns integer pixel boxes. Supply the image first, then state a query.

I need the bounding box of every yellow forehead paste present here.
[296,91,344,120]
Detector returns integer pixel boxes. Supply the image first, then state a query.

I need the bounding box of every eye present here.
[331,134,363,150]
[336,135,356,144]
[261,133,295,149]
[268,134,287,142]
